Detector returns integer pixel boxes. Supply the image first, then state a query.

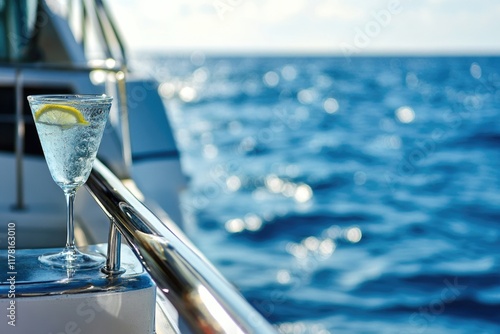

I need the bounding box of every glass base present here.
[39,247,105,270]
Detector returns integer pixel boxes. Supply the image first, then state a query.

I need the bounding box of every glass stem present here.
[64,189,77,253]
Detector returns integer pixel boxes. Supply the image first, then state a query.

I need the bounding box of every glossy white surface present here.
[1,287,155,333]
[0,245,156,333]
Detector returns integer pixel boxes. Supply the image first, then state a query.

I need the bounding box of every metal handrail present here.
[85,160,277,334]
[0,61,123,72]
[13,69,25,210]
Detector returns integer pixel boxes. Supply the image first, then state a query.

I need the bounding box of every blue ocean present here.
[137,55,500,333]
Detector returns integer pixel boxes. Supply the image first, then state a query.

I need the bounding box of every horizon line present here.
[130,48,500,58]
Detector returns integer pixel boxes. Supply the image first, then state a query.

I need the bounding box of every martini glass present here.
[28,94,112,270]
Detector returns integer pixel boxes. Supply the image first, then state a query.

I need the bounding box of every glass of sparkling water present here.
[28,94,112,270]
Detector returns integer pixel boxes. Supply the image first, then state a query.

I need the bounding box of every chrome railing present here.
[13,69,25,210]
[85,160,277,334]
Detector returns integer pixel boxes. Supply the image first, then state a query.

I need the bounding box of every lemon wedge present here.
[34,104,89,128]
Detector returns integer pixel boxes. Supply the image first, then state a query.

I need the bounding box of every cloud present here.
[106,0,500,54]
[260,0,307,22]
[314,2,363,20]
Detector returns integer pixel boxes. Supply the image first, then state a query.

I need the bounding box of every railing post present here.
[13,69,25,211]
[101,220,125,276]
[116,66,132,174]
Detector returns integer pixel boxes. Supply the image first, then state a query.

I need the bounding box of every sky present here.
[106,0,500,55]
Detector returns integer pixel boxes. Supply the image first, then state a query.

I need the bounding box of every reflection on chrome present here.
[197,285,245,334]
[86,160,277,334]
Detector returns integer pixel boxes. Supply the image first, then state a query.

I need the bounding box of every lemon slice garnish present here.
[34,104,89,128]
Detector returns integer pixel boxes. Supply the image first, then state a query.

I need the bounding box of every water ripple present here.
[149,55,500,333]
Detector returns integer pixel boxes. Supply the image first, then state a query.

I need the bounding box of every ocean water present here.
[137,55,500,333]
